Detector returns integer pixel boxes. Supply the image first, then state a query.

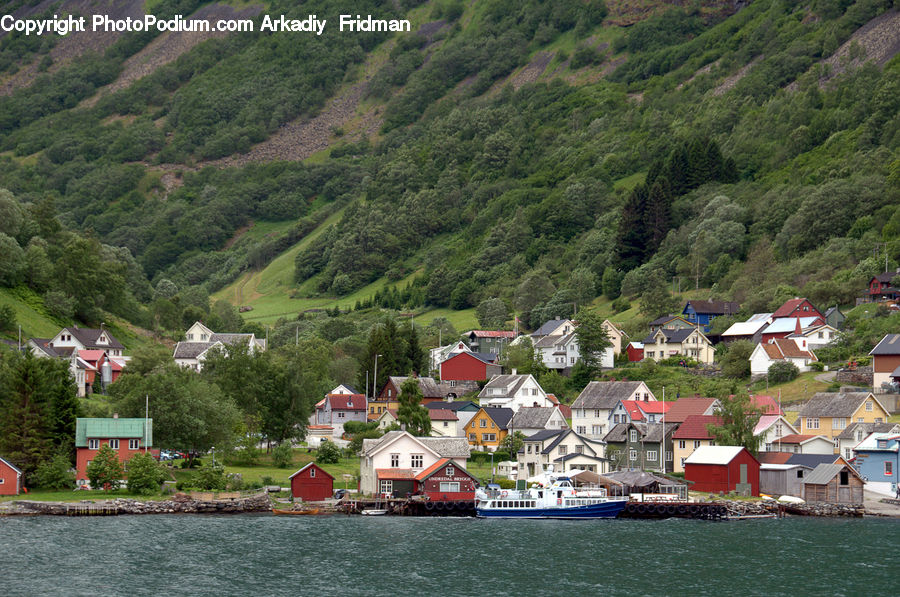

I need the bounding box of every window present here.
[647,450,658,462]
[594,409,600,418]
[570,357,576,364]
[629,430,638,443]
[388,390,392,397]
[680,458,686,467]
[839,471,849,486]
[337,412,345,419]
[128,439,140,450]
[693,440,701,449]
[678,440,686,449]
[666,451,672,461]
[88,439,99,450]
[833,418,846,430]
[845,448,852,459]
[796,470,804,479]
[527,445,532,454]
[390,454,399,468]
[613,415,620,423]
[807,418,819,430]
[857,418,864,423]
[448,380,457,387]
[469,433,476,441]
[647,351,654,358]
[379,480,393,495]
[310,468,316,478]
[482,433,496,442]
[775,424,783,437]
[559,446,567,456]
[886,461,893,476]
[877,440,888,449]
[643,393,649,401]
[443,421,449,428]
[875,418,883,423]
[480,419,487,428]
[446,465,455,477]
[865,401,873,411]
[440,482,460,492]
[629,449,637,461]
[591,425,603,436]
[575,445,584,454]
[411,454,423,468]
[531,388,537,396]
[576,426,586,434]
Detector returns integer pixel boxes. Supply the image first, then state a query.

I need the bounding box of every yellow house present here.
[671,414,720,473]
[797,392,890,449]
[368,399,399,421]
[642,328,715,364]
[464,407,513,452]
[601,320,627,355]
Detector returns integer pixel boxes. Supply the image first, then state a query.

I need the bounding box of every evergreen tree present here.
[644,179,673,254]
[401,321,427,375]
[664,143,690,195]
[616,184,650,271]
[397,376,431,436]
[574,308,611,376]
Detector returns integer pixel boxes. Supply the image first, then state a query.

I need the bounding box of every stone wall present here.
[10,491,271,516]
[709,497,865,517]
[834,367,873,386]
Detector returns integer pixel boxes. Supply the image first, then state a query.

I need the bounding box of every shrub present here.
[768,361,800,384]
[611,297,631,313]
[126,452,167,495]
[86,444,124,491]
[271,442,293,469]
[495,478,517,489]
[192,463,227,491]
[32,451,75,490]
[809,361,825,371]
[316,440,341,464]
[261,476,276,486]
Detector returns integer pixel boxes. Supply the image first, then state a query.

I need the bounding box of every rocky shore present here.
[711,498,866,517]
[2,491,272,516]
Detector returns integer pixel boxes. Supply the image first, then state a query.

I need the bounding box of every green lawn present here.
[0,489,173,503]
[749,371,830,405]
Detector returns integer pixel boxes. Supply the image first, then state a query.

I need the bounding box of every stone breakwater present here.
[5,491,272,516]
[713,499,865,517]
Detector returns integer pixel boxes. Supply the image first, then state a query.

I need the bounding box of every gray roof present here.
[531,319,568,337]
[642,328,696,345]
[542,430,604,456]
[478,374,531,399]
[29,338,61,357]
[804,463,852,485]
[66,327,125,350]
[573,381,645,410]
[173,341,218,359]
[210,333,255,346]
[425,400,478,412]
[361,430,470,459]
[390,376,443,398]
[554,453,608,463]
[481,407,514,430]
[510,407,558,430]
[798,392,875,418]
[835,422,899,440]
[684,300,740,315]
[524,429,566,443]
[786,454,840,468]
[869,334,900,355]
[600,470,683,488]
[603,422,676,444]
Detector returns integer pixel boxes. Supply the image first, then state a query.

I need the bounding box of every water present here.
[1,515,897,596]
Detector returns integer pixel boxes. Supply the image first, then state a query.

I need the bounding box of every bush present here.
[809,361,825,371]
[271,442,293,469]
[192,463,227,490]
[316,440,341,464]
[611,297,631,313]
[495,478,517,489]
[126,452,167,495]
[32,451,75,490]
[768,361,800,384]
[86,444,124,491]
[261,476,276,486]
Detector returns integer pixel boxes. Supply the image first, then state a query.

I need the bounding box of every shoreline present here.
[0,491,272,517]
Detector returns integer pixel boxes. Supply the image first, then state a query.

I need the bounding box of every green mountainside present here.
[0,0,898,344]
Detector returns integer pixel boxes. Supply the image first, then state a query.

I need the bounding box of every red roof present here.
[307,425,334,430]
[546,394,560,405]
[757,452,793,464]
[749,395,783,415]
[556,404,572,419]
[622,401,644,421]
[415,458,451,481]
[78,350,106,362]
[665,397,718,423]
[776,434,820,444]
[637,401,671,415]
[672,415,723,439]
[428,409,458,421]
[327,394,366,410]
[772,298,817,318]
[376,468,417,480]
[470,331,517,338]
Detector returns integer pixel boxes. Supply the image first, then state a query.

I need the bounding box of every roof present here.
[759,463,812,471]
[573,381,648,410]
[469,330,517,338]
[554,453,608,463]
[672,415,722,439]
[835,422,899,440]
[77,350,106,362]
[389,376,443,399]
[747,313,774,322]
[327,394,366,411]
[75,418,152,447]
[869,334,900,356]
[414,458,476,482]
[601,470,683,489]
[627,342,644,350]
[648,315,692,327]
[853,432,900,452]
[604,422,677,444]
[209,333,255,346]
[804,463,856,485]
[664,397,718,423]
[64,327,125,350]
[531,319,572,337]
[425,400,478,412]
[684,300,740,315]
[758,338,817,361]
[684,445,750,466]
[173,341,219,359]
[0,456,22,475]
[30,338,63,357]
[762,317,822,334]
[643,328,699,345]
[288,463,335,481]
[622,401,644,421]
[871,272,897,284]
[749,395,783,415]
[524,429,566,443]
[798,392,879,418]
[753,414,794,436]
[757,452,794,465]
[775,434,826,445]
[478,374,533,399]
[428,409,458,421]
[785,454,839,468]
[722,320,769,337]
[772,298,817,318]
[362,431,471,459]
[509,407,559,429]
[479,407,514,430]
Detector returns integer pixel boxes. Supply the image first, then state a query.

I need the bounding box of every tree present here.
[192,462,228,490]
[574,308,612,375]
[316,440,341,464]
[616,184,649,271]
[32,450,76,490]
[706,393,763,455]
[126,452,167,495]
[500,431,526,456]
[271,442,293,469]
[397,376,431,436]
[502,336,546,376]
[86,444,124,490]
[768,361,799,384]
[0,304,16,333]
[719,340,754,379]
[639,270,679,319]
[476,298,510,329]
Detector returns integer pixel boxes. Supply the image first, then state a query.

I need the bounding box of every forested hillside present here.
[0,0,897,345]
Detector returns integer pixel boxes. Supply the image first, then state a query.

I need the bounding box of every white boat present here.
[475,474,627,519]
[361,509,388,516]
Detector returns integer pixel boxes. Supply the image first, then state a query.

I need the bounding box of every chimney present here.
[112,413,118,419]
[511,368,517,375]
[555,316,560,320]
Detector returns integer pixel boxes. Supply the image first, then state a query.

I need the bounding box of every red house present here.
[415,458,477,501]
[867,272,900,301]
[440,351,501,382]
[75,416,153,487]
[684,446,760,496]
[289,463,334,502]
[626,342,644,362]
[0,456,23,496]
[772,298,822,320]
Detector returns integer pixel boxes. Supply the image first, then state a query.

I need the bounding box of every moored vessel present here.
[475,474,627,519]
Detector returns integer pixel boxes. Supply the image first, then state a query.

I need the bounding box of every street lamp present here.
[211,446,215,466]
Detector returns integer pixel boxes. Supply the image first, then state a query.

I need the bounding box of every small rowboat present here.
[361,509,388,516]
[271,508,320,516]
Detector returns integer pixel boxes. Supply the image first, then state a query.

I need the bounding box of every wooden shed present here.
[415,458,478,501]
[684,446,760,496]
[289,463,334,502]
[759,463,812,498]
[0,456,23,496]
[803,461,864,504]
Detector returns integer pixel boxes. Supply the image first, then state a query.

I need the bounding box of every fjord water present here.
[1,515,897,596]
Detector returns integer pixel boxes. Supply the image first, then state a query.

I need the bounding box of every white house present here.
[749,338,817,376]
[359,431,470,496]
[754,414,799,452]
[571,381,655,440]
[477,374,551,411]
[428,408,461,437]
[772,434,837,455]
[508,406,569,438]
[834,422,900,461]
[173,321,267,371]
[517,429,608,479]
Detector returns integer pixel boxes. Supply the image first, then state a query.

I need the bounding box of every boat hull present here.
[476,500,627,519]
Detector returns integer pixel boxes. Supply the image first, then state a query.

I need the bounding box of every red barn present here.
[415,458,477,501]
[0,456,23,496]
[684,446,760,496]
[289,463,334,502]
[439,351,501,382]
[626,342,644,362]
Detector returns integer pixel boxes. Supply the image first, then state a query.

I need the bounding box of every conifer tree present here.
[397,376,431,436]
[616,183,650,271]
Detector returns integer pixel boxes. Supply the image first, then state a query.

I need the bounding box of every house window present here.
[559,446,567,456]
[337,412,345,419]
[531,389,537,396]
[411,454,423,468]
[845,448,852,459]
[480,419,487,428]
[469,433,477,442]
[807,418,819,430]
[570,357,576,364]
[310,468,316,478]
[839,471,849,485]
[446,465,455,477]
[613,415,620,423]
[796,470,804,479]
[576,426,586,434]
[390,454,400,468]
[678,440,686,449]
[775,424,783,437]
[629,430,638,443]
[483,433,496,442]
[834,418,846,430]
[440,482,460,492]
[877,440,888,449]
[443,421,449,428]
[379,480,393,495]
[647,351,654,358]
[388,390,392,398]
[643,393,649,401]
[693,440,701,449]
[88,439,99,450]
[666,451,673,461]
[886,461,893,476]
[448,380,457,387]
[866,401,873,411]
[647,450,657,462]
[594,410,600,418]
[128,439,140,450]
[592,425,603,436]
[875,417,883,423]
[527,445,532,454]
[857,418,864,423]
[576,445,584,454]
[629,449,637,461]
[680,458,686,467]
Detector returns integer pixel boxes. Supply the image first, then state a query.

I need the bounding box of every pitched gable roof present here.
[469,330,517,339]
[65,327,125,350]
[415,458,477,482]
[425,400,478,412]
[428,409,457,421]
[173,341,222,359]
[869,334,900,356]
[362,431,470,459]
[0,455,22,475]
[749,395,783,415]
[772,298,819,319]
[478,374,536,399]
[776,434,826,445]
[573,381,649,410]
[389,376,443,399]
[759,338,817,361]
[835,421,899,440]
[798,392,883,418]
[672,415,722,439]
[509,406,560,430]
[684,445,751,465]
[75,417,152,447]
[327,394,366,410]
[804,462,862,485]
[664,397,719,423]
[684,300,740,315]
[479,407,514,430]
[288,463,334,480]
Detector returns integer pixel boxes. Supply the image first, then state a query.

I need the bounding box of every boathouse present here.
[289,463,334,502]
[0,455,23,496]
[803,460,864,504]
[684,446,760,496]
[415,458,477,501]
